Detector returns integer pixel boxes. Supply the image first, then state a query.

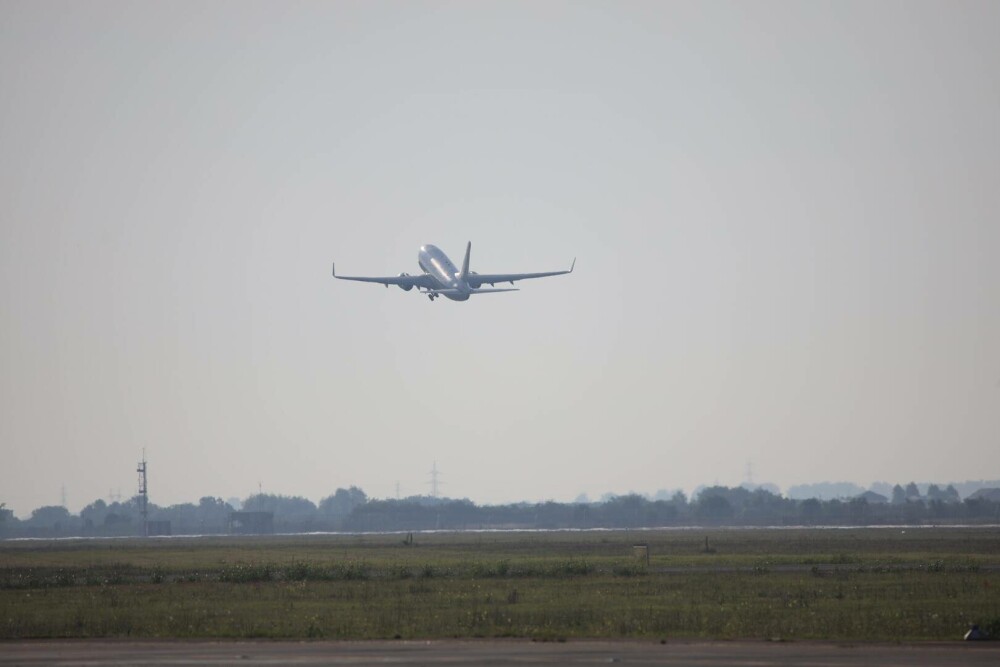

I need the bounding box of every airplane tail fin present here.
[460,241,471,282]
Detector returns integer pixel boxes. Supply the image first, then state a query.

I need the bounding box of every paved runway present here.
[1,640,997,666]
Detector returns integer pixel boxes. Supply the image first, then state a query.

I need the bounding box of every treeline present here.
[3,483,999,538]
[342,486,1000,532]
[0,487,369,539]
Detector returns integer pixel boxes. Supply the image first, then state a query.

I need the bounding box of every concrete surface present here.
[1,639,998,666]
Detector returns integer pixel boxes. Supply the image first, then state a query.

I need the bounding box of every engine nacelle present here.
[468,270,481,288]
[398,273,413,291]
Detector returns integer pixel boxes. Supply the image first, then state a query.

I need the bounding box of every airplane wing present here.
[467,259,575,287]
[332,264,438,290]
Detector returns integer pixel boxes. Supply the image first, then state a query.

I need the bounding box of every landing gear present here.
[427,293,437,301]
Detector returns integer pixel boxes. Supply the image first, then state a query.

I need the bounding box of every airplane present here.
[332,242,575,301]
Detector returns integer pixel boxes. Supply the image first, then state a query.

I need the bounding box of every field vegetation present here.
[2,528,999,641]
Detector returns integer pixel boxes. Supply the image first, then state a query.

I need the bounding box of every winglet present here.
[460,241,472,282]
[332,262,336,277]
[569,257,576,273]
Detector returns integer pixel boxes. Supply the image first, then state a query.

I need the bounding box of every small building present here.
[967,488,1000,502]
[228,511,274,535]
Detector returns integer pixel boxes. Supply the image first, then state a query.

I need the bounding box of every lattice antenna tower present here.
[428,461,443,499]
[137,449,148,537]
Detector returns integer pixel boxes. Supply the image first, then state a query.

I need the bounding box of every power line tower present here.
[137,450,148,537]
[428,461,443,499]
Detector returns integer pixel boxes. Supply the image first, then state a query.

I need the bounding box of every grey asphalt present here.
[1,640,998,666]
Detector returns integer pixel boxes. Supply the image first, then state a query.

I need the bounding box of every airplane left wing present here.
[332,264,437,290]
[467,258,575,288]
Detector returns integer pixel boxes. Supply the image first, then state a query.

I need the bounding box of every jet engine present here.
[397,273,413,291]
[467,270,481,289]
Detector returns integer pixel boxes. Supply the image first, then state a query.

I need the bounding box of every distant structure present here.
[228,482,274,534]
[137,450,148,537]
[428,461,443,499]
[968,488,1000,502]
[856,490,889,504]
[228,511,274,535]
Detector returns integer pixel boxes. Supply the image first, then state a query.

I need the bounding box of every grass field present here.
[2,528,999,640]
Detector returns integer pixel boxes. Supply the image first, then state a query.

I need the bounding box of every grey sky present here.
[2,1,998,516]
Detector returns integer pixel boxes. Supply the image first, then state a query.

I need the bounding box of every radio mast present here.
[137,450,148,537]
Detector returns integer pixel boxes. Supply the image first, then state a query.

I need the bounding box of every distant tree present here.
[27,505,71,527]
[695,494,733,522]
[944,485,961,502]
[155,502,197,528]
[80,499,108,529]
[962,497,994,519]
[104,512,130,527]
[603,494,646,527]
[755,483,783,496]
[891,485,906,504]
[787,482,864,500]
[928,499,951,519]
[847,497,868,523]
[926,484,944,501]
[869,481,894,498]
[319,487,368,516]
[197,496,232,525]
[905,482,921,501]
[671,491,688,506]
[572,502,593,525]
[800,498,822,523]
[825,498,848,522]
[242,493,317,517]
[653,488,692,502]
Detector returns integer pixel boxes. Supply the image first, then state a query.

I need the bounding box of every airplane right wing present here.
[467,258,575,288]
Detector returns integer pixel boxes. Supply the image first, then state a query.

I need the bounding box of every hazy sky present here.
[2,1,998,516]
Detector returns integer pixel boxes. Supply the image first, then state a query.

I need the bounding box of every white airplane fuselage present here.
[417,244,470,301]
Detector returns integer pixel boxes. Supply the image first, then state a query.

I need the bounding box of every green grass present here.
[2,528,999,640]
